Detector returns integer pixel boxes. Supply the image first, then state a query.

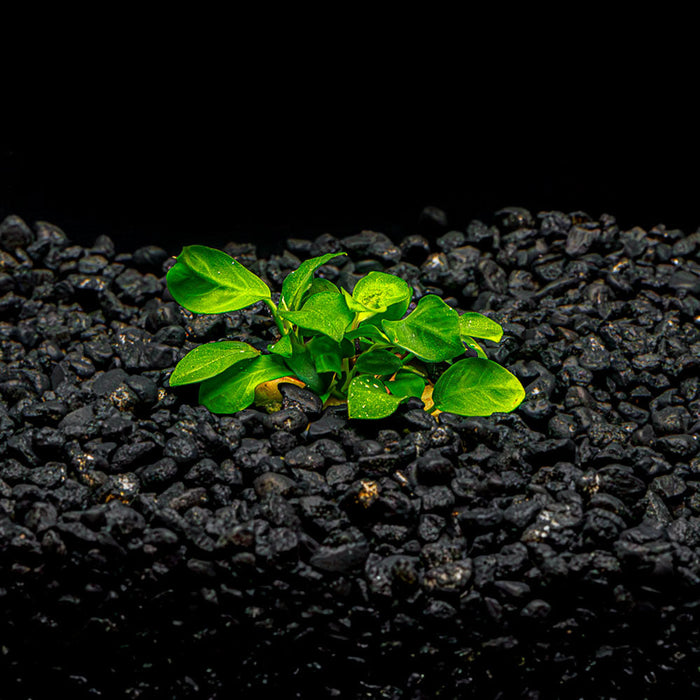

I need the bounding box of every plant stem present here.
[263,299,288,335]
[340,357,350,384]
[324,373,337,396]
[401,361,429,379]
[339,360,357,394]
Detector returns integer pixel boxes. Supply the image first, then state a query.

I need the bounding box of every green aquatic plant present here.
[166,245,526,419]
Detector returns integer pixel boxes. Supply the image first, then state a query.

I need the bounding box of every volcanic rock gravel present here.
[1,209,699,698]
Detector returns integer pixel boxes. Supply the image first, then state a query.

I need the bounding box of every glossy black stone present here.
[1,210,700,698]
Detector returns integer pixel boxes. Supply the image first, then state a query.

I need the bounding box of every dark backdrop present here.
[1,125,697,258]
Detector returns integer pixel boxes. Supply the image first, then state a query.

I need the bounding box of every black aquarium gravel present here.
[1,208,699,699]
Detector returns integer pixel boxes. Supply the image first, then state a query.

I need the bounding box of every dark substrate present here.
[1,209,699,699]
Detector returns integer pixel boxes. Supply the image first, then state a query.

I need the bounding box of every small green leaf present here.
[347,375,404,419]
[351,272,411,317]
[339,338,357,358]
[166,245,271,313]
[300,277,340,306]
[354,348,403,376]
[278,291,353,343]
[432,357,526,417]
[341,287,370,313]
[344,325,390,343]
[458,312,503,342]
[386,371,426,399]
[283,345,325,395]
[314,351,343,375]
[199,354,291,414]
[281,252,347,311]
[462,336,487,359]
[342,271,411,324]
[169,341,261,386]
[381,295,464,362]
[269,334,293,357]
[308,336,343,374]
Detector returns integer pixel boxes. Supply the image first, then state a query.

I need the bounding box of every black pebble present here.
[0,208,698,699]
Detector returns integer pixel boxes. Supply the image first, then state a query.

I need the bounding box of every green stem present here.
[324,373,337,396]
[401,352,415,366]
[340,356,350,386]
[339,360,357,394]
[263,298,289,335]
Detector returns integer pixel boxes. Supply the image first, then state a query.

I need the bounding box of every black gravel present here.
[1,208,699,699]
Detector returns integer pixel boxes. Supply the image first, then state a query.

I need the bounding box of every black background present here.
[1,107,697,259]
[1,13,697,261]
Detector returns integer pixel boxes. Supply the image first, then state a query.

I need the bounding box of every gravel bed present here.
[1,208,699,698]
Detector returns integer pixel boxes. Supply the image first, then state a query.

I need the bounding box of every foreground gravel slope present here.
[1,209,699,698]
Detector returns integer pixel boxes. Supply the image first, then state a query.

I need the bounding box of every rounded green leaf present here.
[314,351,342,375]
[343,271,411,323]
[432,357,525,417]
[459,312,503,342]
[166,245,271,314]
[347,375,404,419]
[281,252,346,310]
[278,291,353,343]
[341,287,371,313]
[169,341,261,386]
[299,277,340,307]
[269,334,293,357]
[282,346,325,395]
[344,325,389,343]
[386,371,426,399]
[199,354,292,414]
[339,338,357,358]
[352,272,410,314]
[462,336,487,359]
[381,295,464,362]
[354,348,403,376]
[308,336,343,374]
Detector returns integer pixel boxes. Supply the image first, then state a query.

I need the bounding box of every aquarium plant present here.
[165,246,525,419]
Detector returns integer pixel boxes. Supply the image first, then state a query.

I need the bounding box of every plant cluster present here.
[165,245,525,419]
